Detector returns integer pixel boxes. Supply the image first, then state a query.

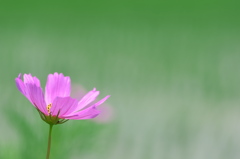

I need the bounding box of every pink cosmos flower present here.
[15,73,110,125]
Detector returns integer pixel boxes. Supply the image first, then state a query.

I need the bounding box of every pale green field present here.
[1,1,240,159]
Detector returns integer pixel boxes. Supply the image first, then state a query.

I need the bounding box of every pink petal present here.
[23,74,41,87]
[15,74,46,114]
[65,95,110,117]
[50,97,78,117]
[68,88,100,113]
[25,84,47,115]
[91,95,111,107]
[15,74,27,95]
[45,73,71,104]
[62,105,100,120]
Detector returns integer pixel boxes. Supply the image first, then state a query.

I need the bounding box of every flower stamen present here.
[47,103,52,114]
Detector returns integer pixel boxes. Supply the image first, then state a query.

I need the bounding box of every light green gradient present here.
[1,0,240,159]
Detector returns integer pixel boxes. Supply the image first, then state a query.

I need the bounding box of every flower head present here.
[15,73,110,125]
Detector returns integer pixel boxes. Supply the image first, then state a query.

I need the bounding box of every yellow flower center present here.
[47,103,52,114]
[37,104,69,125]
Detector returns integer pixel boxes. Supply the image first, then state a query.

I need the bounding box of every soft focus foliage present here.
[1,0,240,159]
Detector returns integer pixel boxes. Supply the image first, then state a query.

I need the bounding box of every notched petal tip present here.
[23,74,41,87]
[15,74,23,83]
[15,75,26,95]
[50,73,71,83]
[45,72,71,104]
[52,72,66,77]
[17,73,22,79]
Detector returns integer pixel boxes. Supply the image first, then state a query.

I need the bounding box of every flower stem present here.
[46,124,53,159]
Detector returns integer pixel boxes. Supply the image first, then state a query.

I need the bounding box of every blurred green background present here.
[1,0,240,158]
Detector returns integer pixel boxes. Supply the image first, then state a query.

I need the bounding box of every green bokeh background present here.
[1,0,240,158]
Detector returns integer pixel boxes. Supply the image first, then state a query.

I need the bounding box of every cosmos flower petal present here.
[45,73,71,104]
[25,84,47,115]
[15,74,45,112]
[66,95,110,116]
[69,88,100,113]
[62,105,100,120]
[51,97,78,117]
[23,74,41,87]
[90,95,111,107]
[15,74,27,96]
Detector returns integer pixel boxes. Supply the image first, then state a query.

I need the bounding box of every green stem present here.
[46,124,53,159]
